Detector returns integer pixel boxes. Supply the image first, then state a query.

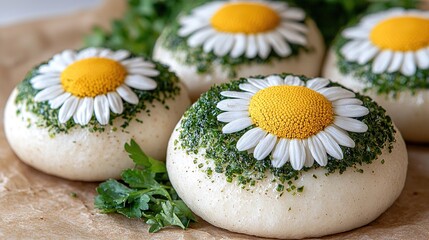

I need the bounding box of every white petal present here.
[344,41,371,62]
[127,67,159,77]
[214,34,234,57]
[34,85,64,102]
[248,78,270,89]
[98,48,113,58]
[239,83,259,93]
[109,50,130,61]
[265,75,283,86]
[289,139,306,170]
[284,75,304,86]
[401,51,416,76]
[333,98,363,106]
[256,34,271,59]
[116,84,139,104]
[266,32,291,57]
[324,125,355,148]
[303,140,314,168]
[58,97,79,123]
[30,73,59,84]
[217,99,249,111]
[335,105,369,118]
[122,58,155,68]
[316,131,343,160]
[416,48,429,69]
[387,52,404,73]
[217,111,249,123]
[271,138,290,168]
[38,64,59,74]
[306,78,330,91]
[125,75,157,90]
[31,76,60,90]
[277,27,307,46]
[342,27,370,39]
[281,8,305,20]
[357,45,379,64]
[49,92,71,109]
[188,28,216,47]
[192,2,223,18]
[246,35,258,59]
[94,95,110,125]
[231,34,247,58]
[222,117,253,134]
[203,34,221,53]
[340,40,362,57]
[61,49,77,65]
[220,91,253,100]
[178,21,208,37]
[236,128,266,151]
[318,87,355,101]
[74,97,94,125]
[334,116,368,133]
[48,56,68,72]
[372,50,393,74]
[253,134,277,160]
[107,92,124,114]
[77,47,99,60]
[52,53,70,70]
[307,136,328,166]
[281,22,308,34]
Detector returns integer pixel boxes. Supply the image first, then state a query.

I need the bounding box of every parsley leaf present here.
[95,139,196,232]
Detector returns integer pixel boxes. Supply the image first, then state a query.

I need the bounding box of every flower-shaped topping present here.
[341,8,429,76]
[30,48,159,125]
[216,75,369,170]
[178,0,308,59]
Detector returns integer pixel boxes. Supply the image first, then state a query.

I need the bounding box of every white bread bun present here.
[4,83,190,181]
[167,121,407,239]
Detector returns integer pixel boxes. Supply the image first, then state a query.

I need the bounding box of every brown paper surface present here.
[0,1,428,239]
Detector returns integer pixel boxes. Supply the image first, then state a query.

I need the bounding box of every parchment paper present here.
[0,1,428,239]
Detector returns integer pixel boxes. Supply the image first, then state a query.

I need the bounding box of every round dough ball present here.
[153,19,325,101]
[323,50,429,143]
[4,83,190,181]
[167,122,407,239]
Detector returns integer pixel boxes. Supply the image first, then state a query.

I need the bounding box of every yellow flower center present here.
[210,2,280,34]
[370,16,429,51]
[249,85,334,139]
[61,57,127,97]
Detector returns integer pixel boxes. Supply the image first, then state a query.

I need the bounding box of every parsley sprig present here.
[94,139,196,233]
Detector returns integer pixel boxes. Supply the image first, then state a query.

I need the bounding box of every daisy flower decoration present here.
[178,0,308,59]
[30,47,159,125]
[216,75,369,170]
[341,8,429,76]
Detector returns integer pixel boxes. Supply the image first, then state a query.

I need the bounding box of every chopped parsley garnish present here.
[334,33,429,95]
[95,139,196,233]
[178,74,396,191]
[14,55,180,136]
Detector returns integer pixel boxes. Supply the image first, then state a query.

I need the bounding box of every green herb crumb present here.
[178,74,396,192]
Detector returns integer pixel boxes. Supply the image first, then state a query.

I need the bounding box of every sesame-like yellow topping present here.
[249,85,334,139]
[370,16,429,51]
[61,57,127,97]
[210,3,280,34]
